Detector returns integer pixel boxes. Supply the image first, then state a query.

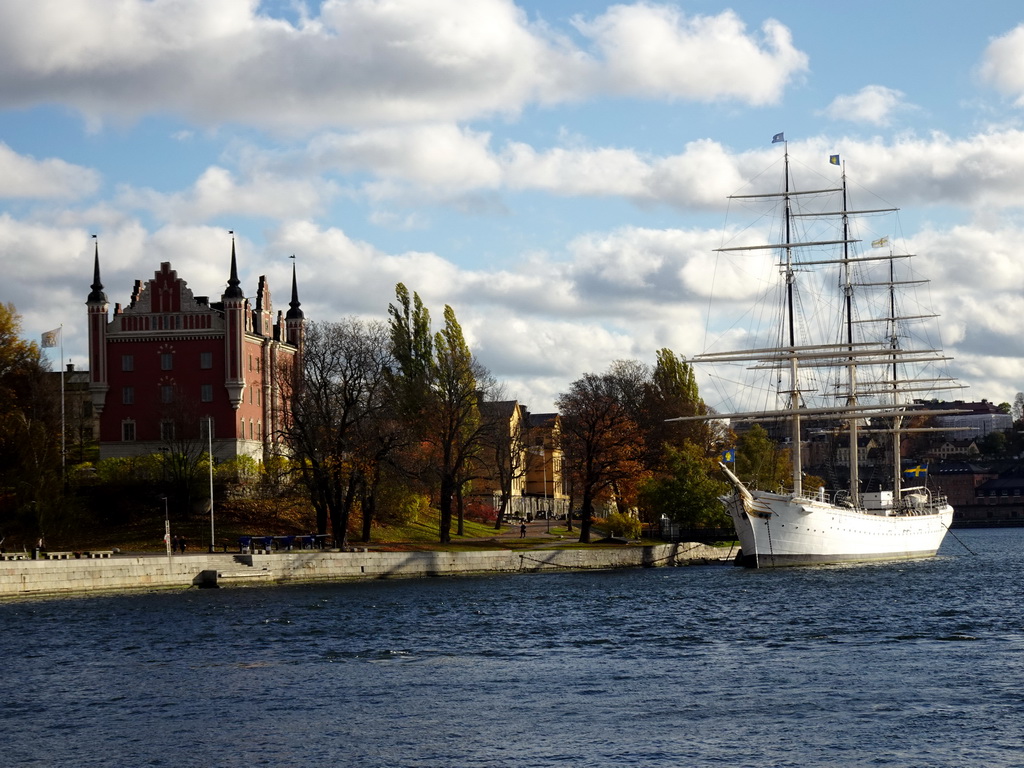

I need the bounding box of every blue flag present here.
[829,154,840,165]
[722,448,736,463]
[772,132,785,144]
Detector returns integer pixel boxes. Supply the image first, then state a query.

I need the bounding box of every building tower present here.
[285,261,304,350]
[85,240,110,415]
[222,237,246,409]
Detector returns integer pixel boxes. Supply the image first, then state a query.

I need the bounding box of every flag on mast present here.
[41,328,61,348]
[829,154,840,165]
[772,132,785,143]
[871,236,889,248]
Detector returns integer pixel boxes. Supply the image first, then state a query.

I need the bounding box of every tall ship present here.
[681,137,960,567]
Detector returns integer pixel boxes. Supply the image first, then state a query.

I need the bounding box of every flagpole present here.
[60,324,65,484]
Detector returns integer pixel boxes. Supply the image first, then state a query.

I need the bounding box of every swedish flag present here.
[903,464,928,479]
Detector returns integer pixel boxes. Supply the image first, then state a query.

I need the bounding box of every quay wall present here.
[0,542,727,599]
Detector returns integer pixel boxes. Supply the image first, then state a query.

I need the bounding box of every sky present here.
[5,0,1024,412]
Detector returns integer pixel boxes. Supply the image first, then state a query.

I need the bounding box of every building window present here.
[201,418,214,440]
[161,385,174,404]
[201,384,213,402]
[248,355,253,371]
[200,352,213,370]
[122,386,134,405]
[257,421,262,440]
[161,420,175,441]
[161,353,173,371]
[122,354,134,372]
[122,421,136,441]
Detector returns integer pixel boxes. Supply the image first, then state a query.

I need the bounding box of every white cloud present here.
[574,6,808,104]
[0,1,807,131]
[0,0,579,131]
[0,142,99,199]
[308,125,503,191]
[117,166,338,223]
[823,85,909,126]
[979,23,1024,105]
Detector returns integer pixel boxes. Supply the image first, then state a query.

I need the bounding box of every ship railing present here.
[894,486,947,516]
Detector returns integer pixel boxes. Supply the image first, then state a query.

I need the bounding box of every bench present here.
[0,552,26,561]
[83,550,113,559]
[44,551,74,560]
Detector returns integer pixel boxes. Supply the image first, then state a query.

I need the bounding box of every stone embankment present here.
[0,542,729,598]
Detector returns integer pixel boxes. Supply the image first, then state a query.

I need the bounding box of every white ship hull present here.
[724,489,952,568]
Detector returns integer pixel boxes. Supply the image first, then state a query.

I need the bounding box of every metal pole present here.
[542,441,549,533]
[162,496,171,559]
[59,326,65,484]
[208,416,215,552]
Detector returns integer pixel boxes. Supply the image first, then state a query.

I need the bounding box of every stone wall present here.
[0,542,729,599]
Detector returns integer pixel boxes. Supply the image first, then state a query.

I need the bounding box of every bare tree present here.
[280,318,394,547]
[478,394,529,529]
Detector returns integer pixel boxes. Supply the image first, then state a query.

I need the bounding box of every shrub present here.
[604,511,641,539]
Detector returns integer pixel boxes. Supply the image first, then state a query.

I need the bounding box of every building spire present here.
[87,235,107,303]
[223,232,245,300]
[286,258,303,320]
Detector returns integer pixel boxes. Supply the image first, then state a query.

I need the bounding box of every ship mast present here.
[783,142,803,497]
[841,164,861,506]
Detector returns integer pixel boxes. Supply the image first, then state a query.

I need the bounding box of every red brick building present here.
[86,241,304,462]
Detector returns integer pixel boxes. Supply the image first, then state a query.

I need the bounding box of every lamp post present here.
[161,495,171,559]
[207,416,215,553]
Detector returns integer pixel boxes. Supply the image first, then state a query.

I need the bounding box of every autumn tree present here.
[556,369,645,543]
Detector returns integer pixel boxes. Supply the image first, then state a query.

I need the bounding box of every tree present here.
[430,304,491,542]
[556,370,645,543]
[478,396,529,530]
[0,304,62,548]
[734,424,791,491]
[387,286,493,543]
[638,442,729,528]
[281,318,394,547]
[156,385,214,516]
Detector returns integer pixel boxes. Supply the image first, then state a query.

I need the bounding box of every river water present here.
[2,528,1023,767]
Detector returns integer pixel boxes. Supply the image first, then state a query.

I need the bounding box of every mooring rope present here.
[942,523,976,556]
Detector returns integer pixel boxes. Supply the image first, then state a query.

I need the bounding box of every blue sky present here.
[5,0,1024,411]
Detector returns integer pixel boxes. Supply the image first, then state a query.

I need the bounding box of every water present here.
[2,529,1023,767]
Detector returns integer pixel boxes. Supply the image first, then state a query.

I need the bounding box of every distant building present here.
[85,241,304,462]
[929,400,1013,439]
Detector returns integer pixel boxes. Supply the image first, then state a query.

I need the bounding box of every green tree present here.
[735,424,791,491]
[638,442,729,528]
[387,287,492,543]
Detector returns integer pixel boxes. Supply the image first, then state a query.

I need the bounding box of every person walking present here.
[520,522,527,538]
[179,536,187,554]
